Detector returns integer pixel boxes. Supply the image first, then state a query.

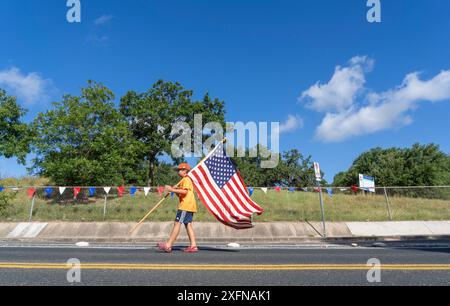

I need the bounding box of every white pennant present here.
[144,187,151,196]
[59,187,66,195]
[104,187,111,194]
[261,188,268,194]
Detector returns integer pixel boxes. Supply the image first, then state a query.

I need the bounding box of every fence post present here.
[316,182,327,238]
[383,187,393,221]
[29,195,36,222]
[103,195,108,219]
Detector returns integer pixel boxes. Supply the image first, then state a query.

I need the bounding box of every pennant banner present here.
[275,186,282,193]
[248,188,254,197]
[45,187,53,197]
[74,187,81,198]
[104,187,111,194]
[27,188,36,199]
[0,187,4,193]
[144,187,151,196]
[327,188,333,198]
[130,187,137,196]
[157,186,164,197]
[261,188,268,194]
[117,186,125,197]
[89,187,96,197]
[289,187,295,193]
[59,187,66,195]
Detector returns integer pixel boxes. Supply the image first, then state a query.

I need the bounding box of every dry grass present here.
[1,183,449,222]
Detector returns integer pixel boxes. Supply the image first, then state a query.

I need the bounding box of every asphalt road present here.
[0,242,449,286]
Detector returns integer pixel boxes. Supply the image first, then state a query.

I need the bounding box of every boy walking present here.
[158,163,198,253]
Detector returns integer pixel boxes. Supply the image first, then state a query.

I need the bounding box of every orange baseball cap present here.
[177,163,191,171]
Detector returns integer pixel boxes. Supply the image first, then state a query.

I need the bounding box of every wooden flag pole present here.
[128,192,172,235]
[128,138,227,235]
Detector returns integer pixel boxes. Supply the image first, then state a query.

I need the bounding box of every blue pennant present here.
[327,188,333,198]
[130,187,137,196]
[45,187,53,198]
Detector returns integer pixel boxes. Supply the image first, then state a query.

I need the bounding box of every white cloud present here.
[301,56,374,113]
[300,57,450,142]
[0,67,54,105]
[94,15,114,26]
[278,115,304,134]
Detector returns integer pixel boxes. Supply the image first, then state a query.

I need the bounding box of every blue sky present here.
[1,0,449,182]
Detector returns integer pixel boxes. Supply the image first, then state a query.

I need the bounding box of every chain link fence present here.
[0,185,449,223]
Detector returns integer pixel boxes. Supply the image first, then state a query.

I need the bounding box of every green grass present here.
[1,186,449,222]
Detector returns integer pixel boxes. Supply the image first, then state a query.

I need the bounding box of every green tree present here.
[0,89,29,164]
[231,147,318,187]
[30,81,140,186]
[333,144,450,188]
[120,80,225,186]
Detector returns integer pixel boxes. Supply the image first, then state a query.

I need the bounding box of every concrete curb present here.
[0,221,449,245]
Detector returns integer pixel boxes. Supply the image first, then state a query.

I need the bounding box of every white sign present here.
[314,162,322,181]
[359,174,376,193]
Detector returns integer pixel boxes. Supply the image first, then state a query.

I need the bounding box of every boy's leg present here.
[167,222,182,248]
[185,223,197,248]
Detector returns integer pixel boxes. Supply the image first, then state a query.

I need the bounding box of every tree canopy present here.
[333,144,450,187]
[0,89,29,164]
[120,80,225,186]
[231,147,321,187]
[30,81,139,186]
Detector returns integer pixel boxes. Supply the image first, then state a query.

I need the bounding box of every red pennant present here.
[74,187,81,198]
[314,187,321,193]
[351,185,359,193]
[27,188,36,199]
[275,186,282,192]
[117,186,125,197]
[157,186,165,197]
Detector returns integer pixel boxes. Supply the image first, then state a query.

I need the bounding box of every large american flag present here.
[188,142,264,229]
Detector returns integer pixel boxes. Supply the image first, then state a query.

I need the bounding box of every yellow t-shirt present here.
[177,177,198,213]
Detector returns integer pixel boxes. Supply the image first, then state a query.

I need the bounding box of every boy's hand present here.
[165,185,174,193]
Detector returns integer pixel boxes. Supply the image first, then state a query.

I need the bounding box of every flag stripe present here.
[222,184,254,216]
[231,175,264,214]
[234,174,264,213]
[190,180,250,229]
[194,167,250,222]
[191,169,252,227]
[197,166,252,220]
[229,176,261,214]
[189,170,234,224]
[187,142,263,229]
[226,178,256,214]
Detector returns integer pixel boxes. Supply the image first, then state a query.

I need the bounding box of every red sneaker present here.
[157,242,172,253]
[183,246,199,253]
